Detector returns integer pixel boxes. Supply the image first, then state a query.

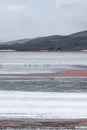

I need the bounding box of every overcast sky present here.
[0,0,87,41]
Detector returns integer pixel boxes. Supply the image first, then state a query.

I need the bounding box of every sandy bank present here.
[0,119,87,129]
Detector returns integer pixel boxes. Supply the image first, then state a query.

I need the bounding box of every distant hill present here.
[70,30,87,37]
[2,39,30,45]
[0,30,87,51]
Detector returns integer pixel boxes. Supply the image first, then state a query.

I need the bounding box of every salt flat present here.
[0,90,87,119]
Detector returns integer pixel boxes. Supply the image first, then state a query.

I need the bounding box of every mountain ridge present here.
[0,30,87,51]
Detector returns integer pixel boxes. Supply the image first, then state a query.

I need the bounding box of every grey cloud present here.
[0,4,36,41]
[0,1,87,41]
[55,0,87,8]
[55,0,87,33]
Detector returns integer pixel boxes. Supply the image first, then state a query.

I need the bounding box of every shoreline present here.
[0,119,87,129]
[0,50,87,52]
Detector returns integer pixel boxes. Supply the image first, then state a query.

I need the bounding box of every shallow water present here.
[0,52,87,74]
[0,76,87,92]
